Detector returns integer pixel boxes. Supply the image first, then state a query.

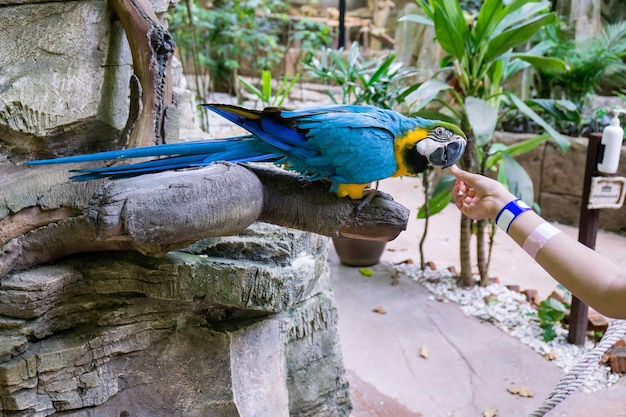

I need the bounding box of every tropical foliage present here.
[167,0,332,131]
[168,0,288,94]
[239,70,300,107]
[400,0,569,285]
[501,20,626,137]
[304,42,421,109]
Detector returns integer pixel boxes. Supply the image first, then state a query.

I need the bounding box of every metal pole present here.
[338,0,346,49]
[568,133,602,345]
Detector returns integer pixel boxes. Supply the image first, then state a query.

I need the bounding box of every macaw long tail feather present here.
[68,152,280,181]
[27,135,280,181]
[26,136,254,165]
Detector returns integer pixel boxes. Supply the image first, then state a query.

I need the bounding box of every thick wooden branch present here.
[0,162,409,277]
[250,165,409,241]
[109,0,175,147]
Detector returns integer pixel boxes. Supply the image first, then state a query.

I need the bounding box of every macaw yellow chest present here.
[392,128,429,177]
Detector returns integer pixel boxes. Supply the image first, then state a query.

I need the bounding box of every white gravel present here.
[386,262,622,392]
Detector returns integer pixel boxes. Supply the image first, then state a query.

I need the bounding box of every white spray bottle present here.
[597,110,625,174]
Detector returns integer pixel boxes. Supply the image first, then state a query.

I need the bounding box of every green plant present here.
[495,21,626,137]
[401,0,569,286]
[287,18,333,71]
[169,0,288,90]
[304,42,421,109]
[239,70,300,107]
[537,20,626,106]
[167,0,289,128]
[537,298,567,342]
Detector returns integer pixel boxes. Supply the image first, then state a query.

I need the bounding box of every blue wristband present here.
[495,199,531,233]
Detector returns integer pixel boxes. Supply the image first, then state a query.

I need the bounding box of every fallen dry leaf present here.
[483,407,498,417]
[372,306,386,315]
[507,385,533,398]
[484,294,499,305]
[419,344,429,359]
[544,351,558,361]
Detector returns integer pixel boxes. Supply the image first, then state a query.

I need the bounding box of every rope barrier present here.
[529,319,626,417]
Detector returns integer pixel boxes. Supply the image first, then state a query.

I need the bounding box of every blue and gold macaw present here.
[27,104,466,199]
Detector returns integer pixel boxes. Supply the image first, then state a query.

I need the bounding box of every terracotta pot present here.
[332,237,387,267]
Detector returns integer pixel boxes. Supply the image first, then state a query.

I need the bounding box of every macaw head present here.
[397,120,467,176]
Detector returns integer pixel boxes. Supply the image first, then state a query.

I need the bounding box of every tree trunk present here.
[555,0,601,40]
[459,118,477,286]
[459,215,474,286]
[0,161,410,278]
[109,0,177,148]
[476,218,489,286]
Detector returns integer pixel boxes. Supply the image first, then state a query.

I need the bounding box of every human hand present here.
[450,165,517,220]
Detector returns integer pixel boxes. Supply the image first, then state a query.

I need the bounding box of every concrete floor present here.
[330,176,626,417]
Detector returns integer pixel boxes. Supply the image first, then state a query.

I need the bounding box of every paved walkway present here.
[330,176,626,417]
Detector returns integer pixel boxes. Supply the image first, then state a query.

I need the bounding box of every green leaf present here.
[501,153,534,205]
[473,0,506,43]
[365,54,396,87]
[485,134,548,168]
[406,79,452,112]
[493,1,552,35]
[238,76,264,100]
[486,13,555,62]
[541,324,557,342]
[347,42,361,67]
[261,70,272,102]
[465,97,497,147]
[515,55,567,73]
[416,0,434,20]
[432,0,470,60]
[538,298,567,323]
[507,92,570,152]
[359,268,373,277]
[528,99,580,123]
[398,13,433,26]
[274,73,300,107]
[330,50,349,74]
[491,58,504,87]
[417,175,455,218]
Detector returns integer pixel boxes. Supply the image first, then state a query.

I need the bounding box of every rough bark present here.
[476,218,488,286]
[109,0,176,147]
[459,214,474,287]
[251,165,409,241]
[0,161,409,277]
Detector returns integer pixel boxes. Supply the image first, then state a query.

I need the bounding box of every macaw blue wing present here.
[281,106,402,184]
[202,104,400,185]
[202,104,310,151]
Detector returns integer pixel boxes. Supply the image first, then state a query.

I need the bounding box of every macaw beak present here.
[428,137,466,169]
[442,139,466,168]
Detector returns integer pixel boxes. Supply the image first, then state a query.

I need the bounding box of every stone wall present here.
[0,224,350,416]
[496,132,626,234]
[0,1,351,416]
[0,2,131,159]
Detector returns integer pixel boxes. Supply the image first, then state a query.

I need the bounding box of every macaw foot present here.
[353,188,378,215]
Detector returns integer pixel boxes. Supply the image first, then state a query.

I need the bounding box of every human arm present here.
[450,164,626,319]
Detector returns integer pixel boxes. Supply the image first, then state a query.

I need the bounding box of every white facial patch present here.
[415,138,441,160]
